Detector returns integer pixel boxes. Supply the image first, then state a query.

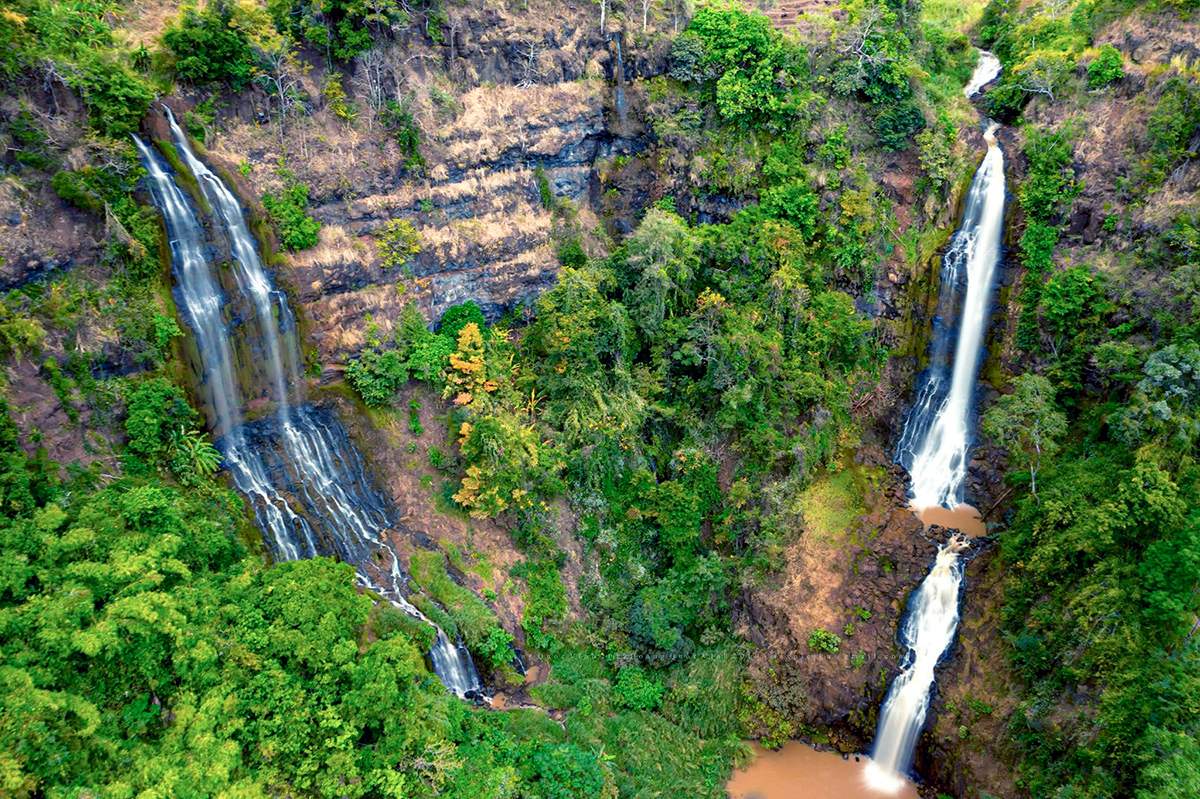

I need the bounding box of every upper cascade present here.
[895,118,1006,511]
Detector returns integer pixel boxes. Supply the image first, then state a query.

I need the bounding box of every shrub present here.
[67,54,155,138]
[807,628,841,653]
[375,218,422,268]
[615,666,665,711]
[438,301,486,339]
[668,31,711,83]
[535,164,554,209]
[381,99,424,169]
[322,75,355,121]
[346,348,408,406]
[163,2,257,90]
[556,238,587,267]
[1087,45,1123,89]
[874,101,927,150]
[123,378,202,472]
[262,172,321,250]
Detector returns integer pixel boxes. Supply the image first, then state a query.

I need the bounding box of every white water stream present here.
[137,114,481,697]
[963,51,1001,99]
[869,52,1007,790]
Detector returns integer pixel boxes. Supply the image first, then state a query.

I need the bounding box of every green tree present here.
[163,0,259,89]
[982,374,1066,496]
[622,208,698,337]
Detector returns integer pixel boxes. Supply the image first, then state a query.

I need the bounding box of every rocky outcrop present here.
[735,445,964,751]
[275,80,627,359]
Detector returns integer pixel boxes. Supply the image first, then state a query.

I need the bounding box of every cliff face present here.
[196,0,657,364]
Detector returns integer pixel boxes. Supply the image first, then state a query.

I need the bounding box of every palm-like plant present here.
[170,427,222,483]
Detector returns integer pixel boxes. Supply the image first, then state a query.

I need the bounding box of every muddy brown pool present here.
[727,742,920,799]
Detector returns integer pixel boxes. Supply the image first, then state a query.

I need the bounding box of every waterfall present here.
[870,53,1007,789]
[894,121,1006,511]
[137,115,482,697]
[865,537,967,792]
[963,51,1001,99]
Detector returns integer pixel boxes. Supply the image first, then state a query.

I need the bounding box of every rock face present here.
[0,93,102,292]
[284,80,625,359]
[200,0,659,363]
[735,446,960,751]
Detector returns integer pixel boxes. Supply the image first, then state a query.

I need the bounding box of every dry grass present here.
[111,0,178,48]
[441,82,605,165]
[288,223,370,272]
[422,207,548,261]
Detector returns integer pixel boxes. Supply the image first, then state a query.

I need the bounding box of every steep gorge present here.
[1,0,1198,797]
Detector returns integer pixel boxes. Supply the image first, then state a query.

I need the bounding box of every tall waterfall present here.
[870,52,1006,790]
[894,122,1006,511]
[136,114,481,697]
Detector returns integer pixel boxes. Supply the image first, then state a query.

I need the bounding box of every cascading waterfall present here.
[894,120,1006,511]
[869,52,1006,790]
[963,51,1001,99]
[136,113,481,697]
[865,537,968,792]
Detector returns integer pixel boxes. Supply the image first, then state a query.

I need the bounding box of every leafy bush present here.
[807,628,841,653]
[615,666,665,711]
[163,1,258,89]
[322,75,355,121]
[375,218,421,268]
[262,172,321,250]
[668,31,712,83]
[124,378,198,463]
[916,113,957,192]
[381,99,424,169]
[535,164,554,209]
[556,238,587,267]
[875,101,927,151]
[438,301,487,339]
[67,54,155,138]
[345,348,408,406]
[1086,44,1123,89]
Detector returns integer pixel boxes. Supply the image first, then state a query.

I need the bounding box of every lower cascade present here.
[870,51,1007,789]
[866,536,969,791]
[135,111,481,697]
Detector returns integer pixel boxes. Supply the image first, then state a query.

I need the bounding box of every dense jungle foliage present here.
[0,0,1198,796]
